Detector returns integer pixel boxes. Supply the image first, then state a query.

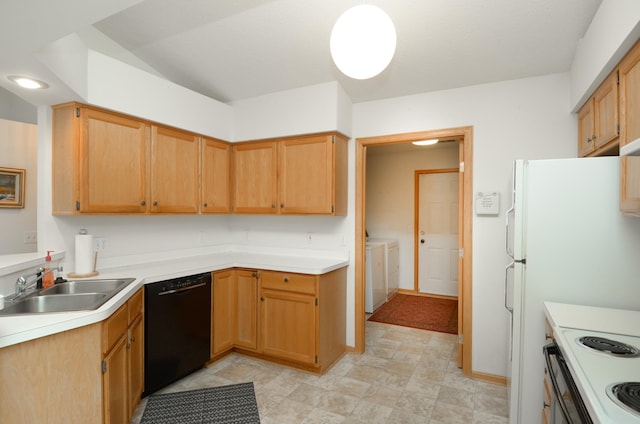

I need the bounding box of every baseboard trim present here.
[470,370,507,386]
[397,288,458,301]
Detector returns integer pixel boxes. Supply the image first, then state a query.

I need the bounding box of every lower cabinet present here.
[542,318,554,424]
[102,288,144,424]
[0,323,103,423]
[260,271,318,365]
[210,267,346,374]
[212,269,258,357]
[235,269,258,350]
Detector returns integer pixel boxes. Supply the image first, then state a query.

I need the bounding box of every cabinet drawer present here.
[128,288,143,323]
[103,304,128,355]
[260,271,316,295]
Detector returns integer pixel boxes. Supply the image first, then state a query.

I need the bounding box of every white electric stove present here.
[554,327,640,423]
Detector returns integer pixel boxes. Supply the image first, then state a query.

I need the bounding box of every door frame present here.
[355,126,473,374]
[414,168,460,294]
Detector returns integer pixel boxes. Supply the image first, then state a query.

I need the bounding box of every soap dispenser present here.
[42,250,55,288]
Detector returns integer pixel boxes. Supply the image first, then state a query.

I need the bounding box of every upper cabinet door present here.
[620,40,640,147]
[201,137,231,213]
[232,141,278,214]
[593,71,619,150]
[79,108,149,213]
[150,126,199,213]
[577,100,594,157]
[279,135,334,214]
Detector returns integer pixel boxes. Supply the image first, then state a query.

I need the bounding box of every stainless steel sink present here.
[0,278,135,316]
[39,279,132,295]
[0,294,107,315]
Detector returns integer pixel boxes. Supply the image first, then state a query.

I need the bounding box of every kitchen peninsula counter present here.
[0,245,349,349]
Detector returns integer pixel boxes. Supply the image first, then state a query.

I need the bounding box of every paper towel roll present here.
[75,233,94,274]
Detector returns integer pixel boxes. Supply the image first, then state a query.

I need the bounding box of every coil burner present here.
[607,382,640,417]
[577,336,640,357]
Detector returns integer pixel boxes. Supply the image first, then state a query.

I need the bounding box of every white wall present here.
[353,73,576,377]
[366,143,459,290]
[232,81,352,141]
[0,119,38,255]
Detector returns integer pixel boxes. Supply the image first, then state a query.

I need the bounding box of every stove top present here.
[556,328,640,423]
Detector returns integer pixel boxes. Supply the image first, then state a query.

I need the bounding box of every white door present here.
[418,172,459,296]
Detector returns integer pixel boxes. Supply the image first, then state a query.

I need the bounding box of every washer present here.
[365,241,386,313]
[368,238,399,299]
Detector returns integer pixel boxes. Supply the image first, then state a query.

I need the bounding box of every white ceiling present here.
[1,0,602,106]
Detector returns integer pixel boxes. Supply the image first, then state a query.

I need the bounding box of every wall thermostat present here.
[475,192,500,215]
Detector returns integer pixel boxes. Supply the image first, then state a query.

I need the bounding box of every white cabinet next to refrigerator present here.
[365,242,386,313]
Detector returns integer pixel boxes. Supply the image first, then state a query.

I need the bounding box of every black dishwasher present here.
[143,272,211,396]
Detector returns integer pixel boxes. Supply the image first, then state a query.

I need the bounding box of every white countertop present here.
[544,301,640,337]
[0,246,349,349]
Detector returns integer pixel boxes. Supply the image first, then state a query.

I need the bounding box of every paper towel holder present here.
[67,228,99,278]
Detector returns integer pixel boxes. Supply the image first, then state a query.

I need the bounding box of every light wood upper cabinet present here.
[53,104,149,214]
[201,137,231,213]
[53,103,202,215]
[232,141,278,214]
[578,100,595,157]
[577,71,619,157]
[620,40,640,148]
[279,134,348,215]
[232,133,348,215]
[53,103,347,216]
[619,40,640,216]
[149,125,199,213]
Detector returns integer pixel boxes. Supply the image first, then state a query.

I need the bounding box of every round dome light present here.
[330,5,397,80]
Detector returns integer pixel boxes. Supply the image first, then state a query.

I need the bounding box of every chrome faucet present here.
[7,266,61,303]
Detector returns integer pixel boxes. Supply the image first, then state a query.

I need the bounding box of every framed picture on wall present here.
[0,167,25,208]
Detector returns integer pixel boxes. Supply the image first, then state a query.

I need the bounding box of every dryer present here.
[365,241,386,313]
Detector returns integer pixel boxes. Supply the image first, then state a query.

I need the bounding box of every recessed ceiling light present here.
[7,75,49,90]
[412,139,439,146]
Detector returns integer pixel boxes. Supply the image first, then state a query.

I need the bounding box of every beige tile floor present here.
[131,320,508,423]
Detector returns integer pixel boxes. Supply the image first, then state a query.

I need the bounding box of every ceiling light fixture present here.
[412,139,439,146]
[7,75,49,90]
[330,4,396,80]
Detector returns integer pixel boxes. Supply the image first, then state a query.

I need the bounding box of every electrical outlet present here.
[23,231,37,244]
[94,237,108,251]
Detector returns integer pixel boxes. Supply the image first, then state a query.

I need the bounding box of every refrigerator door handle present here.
[504,262,514,313]
[505,203,515,260]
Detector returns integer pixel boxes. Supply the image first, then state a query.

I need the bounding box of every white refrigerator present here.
[505,157,640,423]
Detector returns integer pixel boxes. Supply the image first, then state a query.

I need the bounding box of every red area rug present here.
[368,294,458,334]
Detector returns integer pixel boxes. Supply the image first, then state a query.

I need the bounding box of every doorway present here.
[355,127,473,374]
